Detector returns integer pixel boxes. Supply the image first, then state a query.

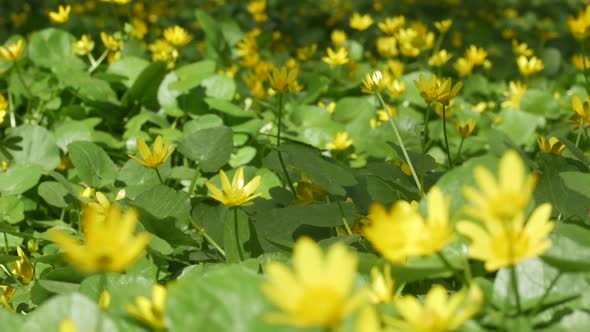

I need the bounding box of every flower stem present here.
[420,103,432,197]
[88,49,109,73]
[457,138,465,162]
[336,200,352,236]
[576,117,584,147]
[3,233,8,254]
[275,93,297,197]
[154,168,165,185]
[442,104,453,168]
[375,91,423,195]
[14,62,32,98]
[510,264,522,315]
[436,251,467,285]
[234,208,244,261]
[96,273,107,331]
[187,165,201,197]
[197,227,225,258]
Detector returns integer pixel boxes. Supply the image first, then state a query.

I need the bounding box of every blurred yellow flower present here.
[388,79,406,98]
[163,25,192,46]
[350,12,373,31]
[517,55,544,77]
[571,95,590,127]
[49,5,71,24]
[326,131,353,151]
[0,94,8,124]
[458,203,554,271]
[99,290,111,310]
[267,65,301,93]
[361,71,385,94]
[376,36,398,58]
[428,49,453,67]
[205,167,262,207]
[464,45,488,66]
[50,205,150,273]
[572,54,590,70]
[378,16,405,35]
[322,47,349,65]
[502,81,527,110]
[58,319,78,332]
[0,39,25,62]
[568,5,590,40]
[11,246,33,285]
[262,237,362,328]
[247,0,268,23]
[129,18,148,39]
[453,57,474,76]
[368,265,394,304]
[418,186,454,255]
[386,284,483,331]
[434,19,452,33]
[127,284,167,330]
[331,30,347,47]
[101,32,123,51]
[538,136,565,155]
[456,119,476,138]
[296,44,317,61]
[413,74,462,105]
[73,34,94,56]
[512,39,533,57]
[463,150,537,222]
[149,39,179,64]
[128,135,175,169]
[0,285,15,312]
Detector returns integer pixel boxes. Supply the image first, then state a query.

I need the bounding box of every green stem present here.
[187,165,201,197]
[234,208,244,261]
[275,93,297,197]
[576,117,584,147]
[510,264,522,315]
[154,168,165,185]
[394,281,406,297]
[88,49,109,73]
[375,92,423,195]
[8,87,16,128]
[436,251,466,285]
[336,200,352,235]
[3,233,8,254]
[531,271,562,316]
[442,104,453,168]
[420,103,432,197]
[457,138,465,162]
[96,273,107,331]
[462,254,473,283]
[198,227,225,257]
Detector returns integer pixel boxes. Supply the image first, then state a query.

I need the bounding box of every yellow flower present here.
[363,202,422,263]
[502,81,528,110]
[458,203,554,271]
[0,39,25,62]
[262,237,362,328]
[149,39,179,64]
[537,136,565,155]
[428,49,453,67]
[318,101,336,114]
[129,19,148,39]
[11,246,33,284]
[0,94,8,120]
[413,74,462,105]
[517,55,544,77]
[48,5,71,24]
[350,12,374,31]
[386,284,483,332]
[267,66,300,93]
[361,71,386,94]
[58,319,78,332]
[205,167,262,207]
[297,44,317,61]
[356,305,387,332]
[512,39,533,57]
[434,19,452,33]
[99,290,111,310]
[127,284,167,330]
[570,95,590,127]
[462,150,537,222]
[464,45,488,66]
[0,285,15,312]
[572,54,590,70]
[73,34,94,56]
[163,25,192,46]
[50,205,150,273]
[453,57,473,77]
[388,79,406,98]
[326,131,353,151]
[247,0,268,23]
[101,32,123,51]
[417,187,454,256]
[322,47,349,66]
[378,16,405,35]
[568,6,590,40]
[128,135,175,169]
[331,30,347,47]
[456,119,476,138]
[376,36,398,58]
[368,265,394,304]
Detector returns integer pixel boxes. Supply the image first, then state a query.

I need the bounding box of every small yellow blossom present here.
[127,284,167,330]
[149,39,179,64]
[73,35,94,56]
[414,74,462,105]
[267,66,301,93]
[58,319,78,332]
[418,187,454,255]
[350,12,374,31]
[101,32,123,51]
[465,45,488,66]
[572,54,590,70]
[463,150,537,222]
[205,167,262,207]
[247,0,268,23]
[49,5,71,24]
[502,81,528,110]
[0,94,8,124]
[326,131,353,151]
[163,25,192,46]
[434,19,452,33]
[297,44,317,61]
[0,39,25,62]
[129,18,148,39]
[376,36,398,58]
[11,246,33,285]
[361,71,385,94]
[50,205,150,273]
[331,30,347,47]
[517,55,544,77]
[128,135,175,169]
[378,16,405,35]
[538,136,565,155]
[388,79,406,98]
[512,39,533,57]
[568,6,590,40]
[458,203,554,271]
[322,47,349,66]
[453,57,474,76]
[262,237,362,328]
[318,101,336,114]
[386,284,483,331]
[428,49,453,67]
[368,265,394,304]
[571,95,590,127]
[0,285,15,312]
[456,119,476,138]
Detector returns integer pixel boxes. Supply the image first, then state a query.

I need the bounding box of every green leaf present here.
[177,126,233,172]
[107,56,150,87]
[122,61,168,110]
[68,141,117,188]
[195,9,223,60]
[28,28,85,71]
[0,310,23,331]
[520,90,561,119]
[38,181,71,208]
[0,164,44,195]
[496,109,545,145]
[169,60,216,93]
[230,146,257,168]
[202,75,236,100]
[542,222,590,272]
[53,121,93,152]
[8,124,61,171]
[0,195,24,224]
[205,97,255,118]
[224,208,263,263]
[540,48,562,76]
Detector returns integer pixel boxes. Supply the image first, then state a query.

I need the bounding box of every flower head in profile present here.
[0,285,15,312]
[368,264,394,304]
[262,237,362,328]
[417,187,454,256]
[456,119,476,139]
[434,19,453,33]
[205,167,262,207]
[331,30,347,47]
[428,50,453,67]
[463,150,537,222]
[100,32,123,51]
[413,74,462,105]
[568,5,590,40]
[517,55,544,77]
[267,65,301,93]
[163,25,192,46]
[127,284,167,330]
[50,205,150,273]
[49,5,71,24]
[464,45,488,66]
[361,71,386,94]
[350,12,374,31]
[537,137,565,155]
[570,95,590,127]
[501,81,527,110]
[457,203,554,271]
[378,16,405,35]
[386,284,483,332]
[322,47,349,66]
[11,246,33,285]
[128,135,175,169]
[326,131,353,151]
[149,39,179,64]
[0,39,25,62]
[512,40,533,57]
[73,34,94,56]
